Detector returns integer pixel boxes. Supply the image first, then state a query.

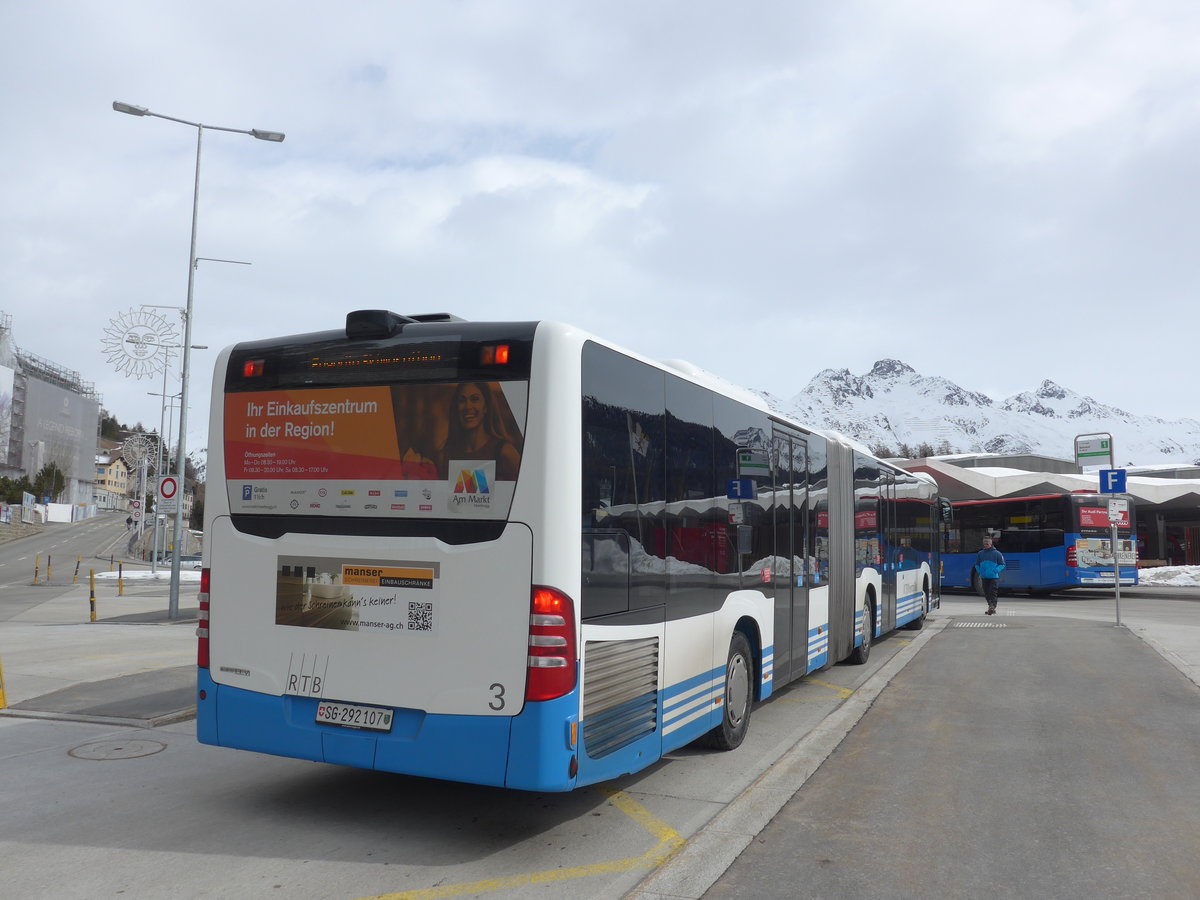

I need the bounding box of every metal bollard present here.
[47,554,52,582]
[0,656,7,708]
[117,563,124,597]
[33,555,40,585]
[73,557,81,585]
[89,570,96,622]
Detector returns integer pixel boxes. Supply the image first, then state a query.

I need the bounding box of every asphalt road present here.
[0,512,132,619]
[702,607,1200,899]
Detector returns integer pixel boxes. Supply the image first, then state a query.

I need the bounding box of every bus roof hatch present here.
[345,310,466,339]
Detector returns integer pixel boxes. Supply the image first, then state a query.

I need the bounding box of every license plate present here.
[315,700,394,732]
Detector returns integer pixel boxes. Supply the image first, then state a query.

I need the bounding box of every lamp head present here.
[250,129,286,142]
[113,101,149,116]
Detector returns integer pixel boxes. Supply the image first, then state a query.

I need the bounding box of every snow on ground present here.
[1137,566,1200,587]
[93,568,200,582]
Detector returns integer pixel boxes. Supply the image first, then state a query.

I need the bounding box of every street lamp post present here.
[113,101,284,619]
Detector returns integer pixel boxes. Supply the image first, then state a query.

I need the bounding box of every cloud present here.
[1,0,1197,461]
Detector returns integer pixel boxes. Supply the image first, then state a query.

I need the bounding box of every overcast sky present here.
[2,1,1197,461]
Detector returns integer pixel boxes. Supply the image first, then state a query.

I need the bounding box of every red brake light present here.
[242,359,265,378]
[197,568,211,668]
[526,586,577,703]
[1067,546,1077,567]
[480,344,510,366]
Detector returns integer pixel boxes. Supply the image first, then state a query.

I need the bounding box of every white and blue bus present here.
[197,311,942,791]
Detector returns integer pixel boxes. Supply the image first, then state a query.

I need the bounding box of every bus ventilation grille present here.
[582,637,660,759]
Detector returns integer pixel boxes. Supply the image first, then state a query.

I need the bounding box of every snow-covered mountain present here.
[766,359,1200,466]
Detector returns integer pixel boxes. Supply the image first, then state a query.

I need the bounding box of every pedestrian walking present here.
[973,536,1006,614]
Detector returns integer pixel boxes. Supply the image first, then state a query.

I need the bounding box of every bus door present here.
[880,469,897,633]
[772,428,809,684]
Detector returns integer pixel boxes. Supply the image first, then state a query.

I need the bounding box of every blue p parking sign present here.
[1099,469,1126,493]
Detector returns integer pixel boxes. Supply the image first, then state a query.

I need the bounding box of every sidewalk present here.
[0,574,200,728]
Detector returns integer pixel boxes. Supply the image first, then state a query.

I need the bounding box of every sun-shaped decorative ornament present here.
[102,308,179,379]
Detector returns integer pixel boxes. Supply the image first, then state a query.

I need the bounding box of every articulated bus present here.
[941,493,1138,595]
[198,311,942,791]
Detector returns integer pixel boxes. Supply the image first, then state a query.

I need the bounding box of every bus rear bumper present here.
[197,670,579,791]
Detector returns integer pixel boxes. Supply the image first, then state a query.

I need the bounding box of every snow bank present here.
[1137,566,1200,587]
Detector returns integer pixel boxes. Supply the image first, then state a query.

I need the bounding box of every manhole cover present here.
[69,739,167,760]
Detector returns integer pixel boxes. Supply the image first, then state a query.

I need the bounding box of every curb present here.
[0,706,196,729]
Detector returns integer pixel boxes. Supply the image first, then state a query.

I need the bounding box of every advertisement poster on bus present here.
[275,555,441,634]
[225,381,526,519]
[1075,539,1137,568]
[1078,506,1130,529]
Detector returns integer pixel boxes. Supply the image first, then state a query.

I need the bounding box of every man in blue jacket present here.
[973,536,1006,615]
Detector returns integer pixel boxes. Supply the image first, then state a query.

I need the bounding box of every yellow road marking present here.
[801,678,854,699]
[358,788,683,900]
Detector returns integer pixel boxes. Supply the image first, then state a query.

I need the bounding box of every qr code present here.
[408,601,433,631]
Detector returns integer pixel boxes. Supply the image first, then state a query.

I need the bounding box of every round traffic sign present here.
[160,476,178,500]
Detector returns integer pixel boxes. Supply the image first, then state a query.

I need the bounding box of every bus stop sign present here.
[727,478,755,500]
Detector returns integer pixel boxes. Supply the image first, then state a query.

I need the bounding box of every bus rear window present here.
[225,380,528,521]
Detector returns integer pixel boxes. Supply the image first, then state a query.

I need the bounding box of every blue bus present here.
[942,493,1137,595]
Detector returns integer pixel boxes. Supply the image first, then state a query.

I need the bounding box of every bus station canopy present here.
[904,456,1200,513]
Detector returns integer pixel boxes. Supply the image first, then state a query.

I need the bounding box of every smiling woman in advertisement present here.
[437,381,522,481]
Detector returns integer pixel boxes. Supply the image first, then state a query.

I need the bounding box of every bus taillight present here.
[1067,546,1077,567]
[480,344,510,365]
[197,568,211,669]
[526,586,577,702]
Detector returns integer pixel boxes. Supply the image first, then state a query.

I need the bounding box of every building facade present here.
[94,453,131,510]
[0,312,102,506]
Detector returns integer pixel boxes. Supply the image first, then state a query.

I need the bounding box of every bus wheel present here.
[703,632,753,751]
[847,598,873,665]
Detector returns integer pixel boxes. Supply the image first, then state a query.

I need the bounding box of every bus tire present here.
[846,596,874,665]
[703,631,753,751]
